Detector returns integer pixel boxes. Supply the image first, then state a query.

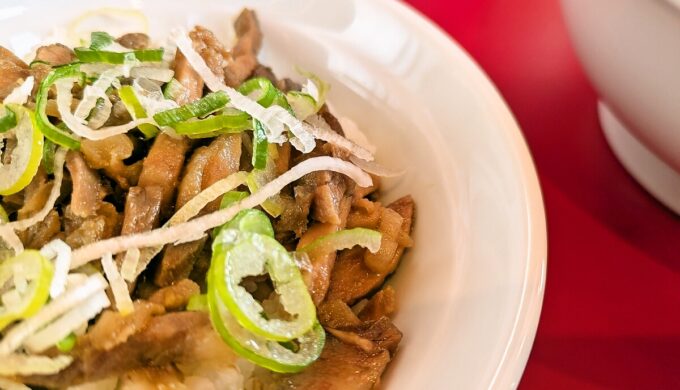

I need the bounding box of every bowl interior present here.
[0,1,547,388]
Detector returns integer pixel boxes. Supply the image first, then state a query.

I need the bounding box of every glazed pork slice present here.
[23,309,212,388]
[65,151,108,218]
[80,135,143,190]
[137,133,190,217]
[189,8,263,88]
[34,43,75,66]
[154,134,241,286]
[325,196,414,304]
[0,46,29,100]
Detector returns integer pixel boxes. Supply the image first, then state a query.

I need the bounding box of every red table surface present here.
[405,0,680,388]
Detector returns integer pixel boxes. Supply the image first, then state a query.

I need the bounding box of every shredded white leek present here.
[100,252,133,315]
[3,77,35,105]
[24,290,109,353]
[0,354,73,376]
[74,68,121,123]
[171,29,317,153]
[40,239,72,299]
[0,274,107,356]
[120,248,140,282]
[0,228,23,257]
[55,78,155,140]
[0,376,30,390]
[70,157,371,267]
[5,148,67,232]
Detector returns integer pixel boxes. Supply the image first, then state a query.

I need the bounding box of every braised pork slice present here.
[189,26,231,83]
[24,310,211,388]
[325,196,414,304]
[297,223,340,305]
[64,202,120,249]
[116,33,150,50]
[81,135,143,189]
[34,43,75,66]
[155,135,241,286]
[65,151,108,218]
[173,50,203,105]
[225,8,262,87]
[148,279,200,310]
[356,285,397,322]
[137,133,190,216]
[120,186,163,236]
[0,46,29,100]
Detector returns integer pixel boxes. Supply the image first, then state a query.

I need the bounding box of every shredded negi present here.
[0,8,414,389]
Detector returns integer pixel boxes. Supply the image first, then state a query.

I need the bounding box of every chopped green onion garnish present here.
[162,78,188,101]
[153,91,230,127]
[88,31,115,51]
[56,333,77,352]
[42,138,57,175]
[0,105,17,133]
[74,48,164,64]
[173,109,250,136]
[118,85,159,139]
[238,77,277,107]
[35,64,83,149]
[252,119,268,169]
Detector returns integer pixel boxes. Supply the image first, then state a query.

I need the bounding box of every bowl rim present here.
[382,0,548,387]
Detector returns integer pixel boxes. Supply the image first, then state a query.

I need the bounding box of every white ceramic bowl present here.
[0,1,547,388]
[561,0,680,212]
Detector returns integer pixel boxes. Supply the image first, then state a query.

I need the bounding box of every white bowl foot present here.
[599,102,680,214]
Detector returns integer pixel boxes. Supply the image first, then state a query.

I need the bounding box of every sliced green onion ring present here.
[74,48,164,64]
[207,264,325,373]
[0,105,17,133]
[35,64,83,149]
[0,105,44,196]
[252,120,268,169]
[212,230,316,341]
[0,250,54,331]
[286,91,317,121]
[173,108,250,136]
[153,90,230,127]
[238,77,277,107]
[118,85,159,138]
[299,228,382,258]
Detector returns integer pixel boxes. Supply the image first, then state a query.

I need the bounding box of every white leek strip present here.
[305,115,374,161]
[0,376,30,390]
[100,252,133,315]
[23,290,109,353]
[130,67,174,83]
[73,68,121,122]
[133,171,248,277]
[349,156,405,178]
[0,227,23,256]
[120,248,140,282]
[55,78,155,140]
[40,239,72,299]
[70,157,372,267]
[3,77,35,105]
[0,274,107,356]
[0,355,73,376]
[171,29,316,152]
[5,148,67,232]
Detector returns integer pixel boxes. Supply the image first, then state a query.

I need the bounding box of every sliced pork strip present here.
[34,43,75,66]
[120,186,163,236]
[23,311,209,388]
[81,135,143,190]
[64,202,121,249]
[297,223,340,305]
[262,337,390,390]
[189,26,231,83]
[116,33,150,50]
[137,134,190,217]
[148,279,200,310]
[173,50,204,105]
[223,9,262,87]
[325,196,414,304]
[356,285,397,322]
[155,135,241,286]
[18,209,61,249]
[0,46,29,100]
[65,151,108,218]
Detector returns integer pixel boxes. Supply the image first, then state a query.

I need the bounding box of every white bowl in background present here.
[561,0,680,212]
[0,1,547,388]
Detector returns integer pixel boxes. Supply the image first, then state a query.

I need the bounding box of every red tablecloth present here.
[405,0,680,388]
